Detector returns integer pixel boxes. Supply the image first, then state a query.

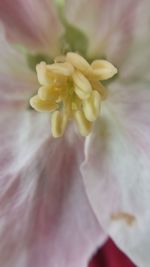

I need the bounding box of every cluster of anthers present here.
[30,52,117,137]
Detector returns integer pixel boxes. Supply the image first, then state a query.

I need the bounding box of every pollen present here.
[30,52,117,137]
[111,212,136,226]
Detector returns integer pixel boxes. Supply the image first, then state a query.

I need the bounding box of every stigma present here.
[30,52,117,137]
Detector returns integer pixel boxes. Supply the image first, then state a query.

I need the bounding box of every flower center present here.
[30,52,117,137]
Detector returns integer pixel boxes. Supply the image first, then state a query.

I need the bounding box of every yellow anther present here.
[73,71,92,97]
[74,86,90,100]
[38,86,59,101]
[91,81,108,100]
[74,110,92,137]
[51,111,68,137]
[36,62,54,86]
[83,91,101,122]
[30,52,117,137]
[54,55,66,63]
[72,97,82,111]
[47,62,74,76]
[66,52,91,75]
[30,95,58,112]
[55,75,67,88]
[90,60,118,80]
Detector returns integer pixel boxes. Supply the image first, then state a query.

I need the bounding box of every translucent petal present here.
[0,111,107,267]
[81,82,150,267]
[0,0,63,54]
[65,0,140,66]
[0,28,37,108]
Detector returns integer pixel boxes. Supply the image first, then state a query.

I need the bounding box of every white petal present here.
[65,0,139,66]
[0,28,37,108]
[0,111,107,267]
[81,82,150,267]
[120,0,150,82]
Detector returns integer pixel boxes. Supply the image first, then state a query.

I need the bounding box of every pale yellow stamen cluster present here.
[30,52,117,137]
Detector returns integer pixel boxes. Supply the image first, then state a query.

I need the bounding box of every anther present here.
[51,111,68,137]
[74,110,92,136]
[90,59,118,80]
[66,52,91,75]
[54,55,66,63]
[83,91,101,121]
[47,62,74,76]
[91,81,108,100]
[36,62,54,86]
[72,71,92,98]
[74,86,91,100]
[38,86,59,101]
[30,95,58,112]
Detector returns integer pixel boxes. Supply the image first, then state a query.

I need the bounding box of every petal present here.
[119,0,150,82]
[0,28,37,108]
[0,111,107,267]
[81,82,150,267]
[65,0,139,66]
[0,0,63,54]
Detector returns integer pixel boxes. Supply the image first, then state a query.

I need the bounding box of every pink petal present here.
[65,0,139,66]
[0,28,37,108]
[81,82,150,266]
[120,0,150,81]
[0,111,107,267]
[0,0,63,54]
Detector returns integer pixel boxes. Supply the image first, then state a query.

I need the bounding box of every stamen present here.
[91,81,108,100]
[47,62,74,76]
[38,86,59,101]
[74,110,92,137]
[66,52,91,75]
[30,52,117,137]
[74,86,90,100]
[72,71,92,96]
[83,91,101,122]
[36,62,54,86]
[54,55,66,63]
[30,95,58,112]
[91,60,118,80]
[51,110,68,137]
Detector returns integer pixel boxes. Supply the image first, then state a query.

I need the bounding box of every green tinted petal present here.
[27,53,53,72]
[60,22,89,57]
[54,0,89,57]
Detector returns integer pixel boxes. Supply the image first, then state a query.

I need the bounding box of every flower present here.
[0,0,150,267]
